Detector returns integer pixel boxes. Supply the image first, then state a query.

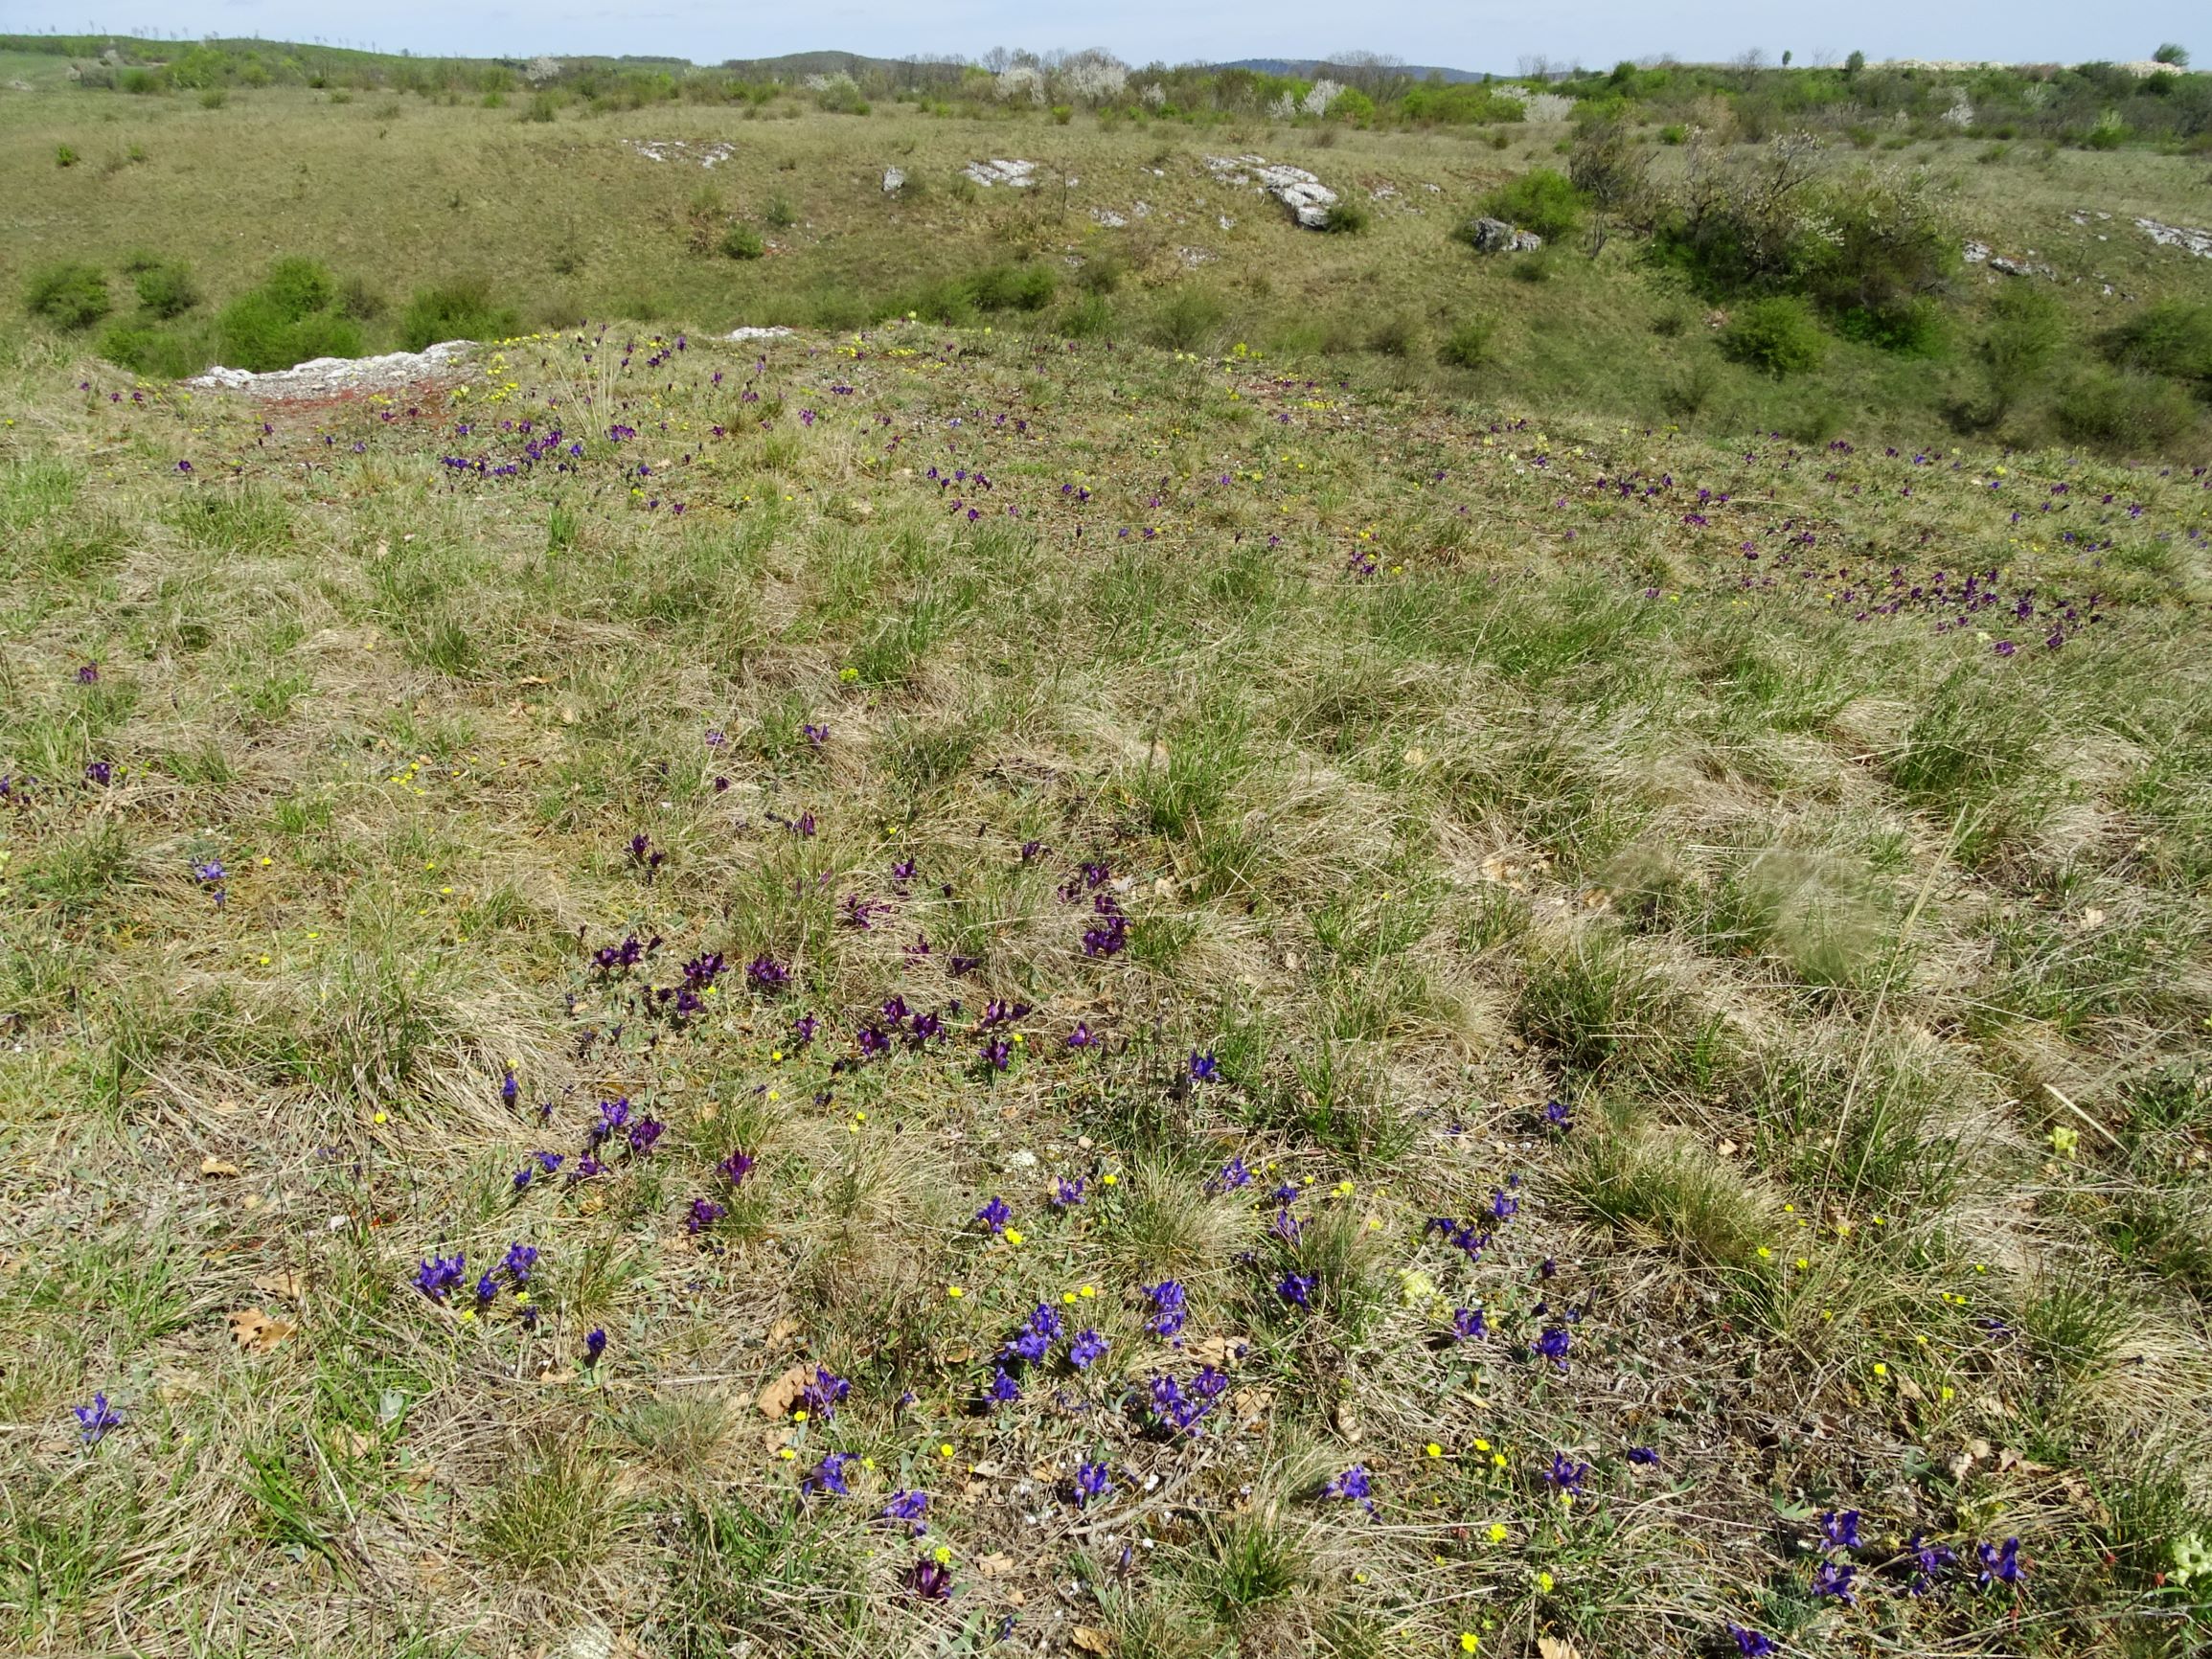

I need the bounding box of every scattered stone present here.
[187,340,471,398]
[964,158,1037,189]
[1204,154,1339,229]
[1466,216,1543,253]
[882,167,905,193]
[725,326,794,342]
[2137,217,2212,260]
[626,139,735,168]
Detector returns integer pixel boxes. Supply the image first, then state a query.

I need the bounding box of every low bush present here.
[99,322,210,379]
[132,261,199,320]
[1060,292,1112,338]
[217,258,362,372]
[1365,314,1418,356]
[1980,284,2067,406]
[399,280,520,350]
[1837,296,1948,357]
[2104,301,2212,392]
[26,262,110,330]
[1148,287,1226,352]
[968,263,1056,312]
[1479,168,1583,239]
[1436,317,1495,368]
[2053,368,2199,452]
[1320,199,1370,234]
[719,222,765,260]
[1718,297,1826,376]
[217,293,361,371]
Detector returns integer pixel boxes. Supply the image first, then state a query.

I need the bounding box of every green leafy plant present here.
[26,262,110,330]
[1718,296,1826,376]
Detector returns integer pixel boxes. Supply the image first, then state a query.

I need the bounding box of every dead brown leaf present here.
[756,1363,813,1419]
[226,1307,297,1354]
[253,1267,306,1302]
[977,1552,1015,1579]
[1071,1628,1114,1655]
[199,1155,240,1178]
[1538,1639,1581,1659]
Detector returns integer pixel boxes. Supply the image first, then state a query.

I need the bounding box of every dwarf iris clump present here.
[1325,1465,1376,1513]
[1143,1279,1188,1337]
[75,1393,121,1445]
[805,1451,856,1494]
[905,1555,952,1601]
[413,1252,467,1302]
[802,1366,850,1418]
[1977,1536,2023,1587]
[1146,1365,1230,1434]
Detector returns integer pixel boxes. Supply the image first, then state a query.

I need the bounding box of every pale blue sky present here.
[6,0,2197,72]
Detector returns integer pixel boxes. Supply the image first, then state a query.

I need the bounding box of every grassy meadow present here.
[3,52,2212,1659]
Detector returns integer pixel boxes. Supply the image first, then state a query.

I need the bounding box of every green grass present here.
[0,56,2207,1659]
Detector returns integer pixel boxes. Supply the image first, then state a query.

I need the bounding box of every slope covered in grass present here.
[1,308,2210,1656]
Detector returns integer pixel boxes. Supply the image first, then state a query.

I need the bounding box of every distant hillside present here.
[1212,57,1495,83]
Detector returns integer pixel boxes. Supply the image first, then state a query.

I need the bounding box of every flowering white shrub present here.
[996,65,1047,104]
[1302,78,1344,117]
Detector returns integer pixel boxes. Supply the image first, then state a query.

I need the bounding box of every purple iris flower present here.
[75,1393,121,1444]
[1144,1280,1188,1338]
[413,1252,467,1302]
[1324,1464,1375,1513]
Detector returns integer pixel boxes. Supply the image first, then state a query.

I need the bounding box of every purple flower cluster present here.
[1147,1365,1229,1435]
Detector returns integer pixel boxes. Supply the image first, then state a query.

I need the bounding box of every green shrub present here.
[1366,314,1418,356]
[719,222,765,261]
[1437,317,1495,369]
[217,292,362,371]
[1320,199,1370,234]
[1837,296,1948,357]
[399,280,519,350]
[523,93,558,123]
[338,276,385,321]
[2053,368,2198,452]
[1060,292,1112,338]
[2104,301,2212,391]
[1478,168,1583,239]
[199,88,226,109]
[99,322,210,379]
[1980,284,2067,404]
[56,144,78,168]
[1718,297,1826,376]
[1148,288,1226,352]
[26,262,110,330]
[132,261,199,320]
[968,263,1057,312]
[262,257,337,320]
[764,194,797,229]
